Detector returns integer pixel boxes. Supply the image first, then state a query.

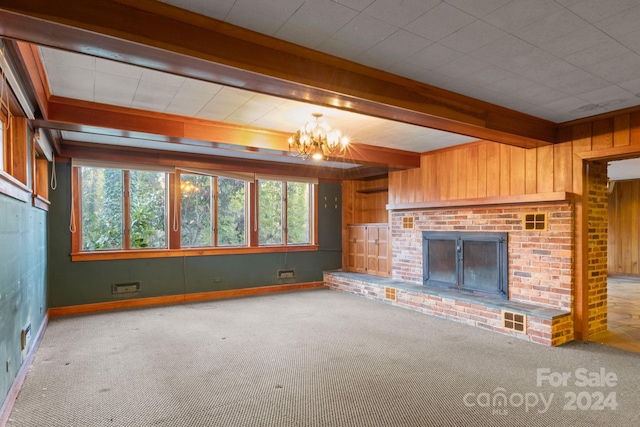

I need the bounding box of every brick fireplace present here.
[325,201,575,346]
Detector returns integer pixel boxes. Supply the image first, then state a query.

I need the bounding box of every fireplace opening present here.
[422,231,508,299]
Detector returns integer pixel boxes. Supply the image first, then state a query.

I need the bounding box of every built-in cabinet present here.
[346,224,390,277]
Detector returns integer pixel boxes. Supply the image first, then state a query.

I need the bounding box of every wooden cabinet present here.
[346,224,390,277]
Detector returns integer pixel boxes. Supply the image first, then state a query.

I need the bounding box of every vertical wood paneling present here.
[510,146,525,196]
[525,148,537,194]
[609,180,640,274]
[437,151,451,200]
[536,145,554,193]
[485,143,500,197]
[613,114,630,147]
[467,144,478,198]
[499,143,510,196]
[554,141,573,192]
[572,122,592,194]
[592,118,614,150]
[455,148,467,198]
[388,172,399,206]
[424,154,438,202]
[477,143,487,198]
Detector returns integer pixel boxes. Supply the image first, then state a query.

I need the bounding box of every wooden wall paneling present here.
[341,179,354,269]
[554,140,573,192]
[437,151,451,200]
[525,147,537,194]
[411,168,422,204]
[388,171,399,206]
[592,118,614,151]
[630,111,640,145]
[607,183,620,273]
[509,145,525,196]
[466,144,478,199]
[477,142,487,198]
[630,182,639,274]
[613,114,631,147]
[499,143,511,196]
[572,123,592,193]
[454,147,466,199]
[10,117,29,185]
[486,142,500,197]
[536,145,554,193]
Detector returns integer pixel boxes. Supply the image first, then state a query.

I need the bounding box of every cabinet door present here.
[347,226,367,273]
[367,225,390,277]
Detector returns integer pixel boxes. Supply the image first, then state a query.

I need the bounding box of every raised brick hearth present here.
[324,271,573,346]
[328,201,577,346]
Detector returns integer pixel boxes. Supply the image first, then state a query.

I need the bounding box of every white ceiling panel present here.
[404,2,475,42]
[363,0,440,27]
[94,72,138,106]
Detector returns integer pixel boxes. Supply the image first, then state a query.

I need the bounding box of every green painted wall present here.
[0,193,48,404]
[47,162,342,307]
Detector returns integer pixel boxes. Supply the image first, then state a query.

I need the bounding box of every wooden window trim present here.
[72,165,318,261]
[0,112,32,202]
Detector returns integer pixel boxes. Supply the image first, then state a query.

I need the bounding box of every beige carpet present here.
[7,288,640,426]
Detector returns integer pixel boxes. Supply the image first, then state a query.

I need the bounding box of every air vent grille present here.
[503,311,527,333]
[522,212,547,231]
[402,217,414,230]
[385,287,397,301]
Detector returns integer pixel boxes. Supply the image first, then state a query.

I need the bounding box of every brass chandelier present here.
[288,113,349,160]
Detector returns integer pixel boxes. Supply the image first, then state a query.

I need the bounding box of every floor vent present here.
[502,311,527,333]
[385,287,397,301]
[112,281,141,294]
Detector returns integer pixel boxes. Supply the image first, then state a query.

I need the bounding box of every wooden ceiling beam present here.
[0,0,556,148]
[41,97,420,169]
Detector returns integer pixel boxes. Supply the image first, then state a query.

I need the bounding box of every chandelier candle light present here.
[288,113,349,160]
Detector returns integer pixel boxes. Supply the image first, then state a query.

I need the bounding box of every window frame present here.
[71,162,318,261]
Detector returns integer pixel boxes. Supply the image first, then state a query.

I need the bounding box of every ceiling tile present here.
[595,4,640,37]
[537,25,611,58]
[276,22,332,49]
[357,30,432,69]
[515,9,587,46]
[564,39,631,67]
[461,66,517,87]
[140,69,185,87]
[233,0,305,21]
[617,29,640,54]
[444,0,512,18]
[577,84,634,104]
[45,64,95,101]
[159,0,235,20]
[96,58,143,79]
[363,0,439,27]
[196,87,256,121]
[438,20,507,54]
[131,80,180,112]
[287,0,359,34]
[584,52,640,84]
[317,37,369,59]
[94,72,138,107]
[226,7,286,35]
[482,0,563,34]
[332,14,397,50]
[404,2,476,42]
[334,0,376,11]
[165,87,218,117]
[40,47,96,71]
[226,94,288,126]
[619,77,640,94]
[405,43,464,70]
[431,55,491,80]
[565,0,640,24]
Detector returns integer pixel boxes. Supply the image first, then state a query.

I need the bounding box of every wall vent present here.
[277,269,296,279]
[112,281,141,294]
[522,212,547,231]
[502,311,527,333]
[402,217,415,230]
[384,287,397,302]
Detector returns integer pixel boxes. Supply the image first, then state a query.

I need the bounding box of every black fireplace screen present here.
[423,231,508,298]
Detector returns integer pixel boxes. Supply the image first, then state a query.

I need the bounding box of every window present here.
[258,179,312,246]
[180,173,247,247]
[72,162,317,259]
[80,166,167,251]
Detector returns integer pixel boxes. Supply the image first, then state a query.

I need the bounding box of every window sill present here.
[0,171,31,203]
[70,244,319,261]
[33,194,51,211]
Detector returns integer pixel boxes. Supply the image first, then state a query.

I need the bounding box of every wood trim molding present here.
[0,0,555,147]
[0,170,32,203]
[0,313,49,427]
[70,244,319,262]
[386,192,575,211]
[576,143,640,161]
[48,282,326,317]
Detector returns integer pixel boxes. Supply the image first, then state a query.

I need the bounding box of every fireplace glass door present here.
[423,231,508,298]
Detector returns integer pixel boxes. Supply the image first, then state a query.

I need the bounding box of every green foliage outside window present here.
[218,177,246,246]
[81,167,123,250]
[129,171,167,248]
[180,174,212,247]
[258,180,283,245]
[287,182,310,244]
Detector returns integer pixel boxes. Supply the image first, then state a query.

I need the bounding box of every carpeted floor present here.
[6,288,640,426]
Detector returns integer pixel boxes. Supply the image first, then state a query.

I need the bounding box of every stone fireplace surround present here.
[325,202,575,346]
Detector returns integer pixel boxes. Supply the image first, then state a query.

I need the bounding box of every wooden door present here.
[366,225,390,277]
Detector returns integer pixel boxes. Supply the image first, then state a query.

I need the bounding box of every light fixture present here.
[288,113,349,160]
